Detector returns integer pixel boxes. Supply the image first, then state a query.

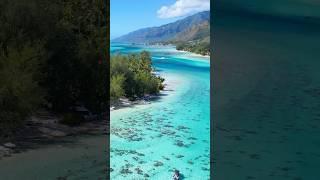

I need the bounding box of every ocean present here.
[110,43,211,179]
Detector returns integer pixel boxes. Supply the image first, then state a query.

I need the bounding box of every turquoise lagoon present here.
[110,43,210,179]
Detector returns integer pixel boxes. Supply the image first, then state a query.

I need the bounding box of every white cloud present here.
[157,0,210,19]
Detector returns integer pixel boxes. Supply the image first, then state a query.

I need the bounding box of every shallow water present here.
[0,135,107,179]
[110,43,210,179]
[213,12,320,180]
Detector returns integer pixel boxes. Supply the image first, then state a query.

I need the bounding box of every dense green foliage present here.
[0,0,108,135]
[110,51,164,102]
[176,41,210,56]
[0,43,46,135]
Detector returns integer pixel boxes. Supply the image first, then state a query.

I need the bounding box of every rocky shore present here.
[0,110,108,160]
[110,95,161,111]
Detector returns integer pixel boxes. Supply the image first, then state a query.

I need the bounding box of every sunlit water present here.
[110,43,210,179]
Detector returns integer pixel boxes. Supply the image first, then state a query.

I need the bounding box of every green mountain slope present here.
[173,21,210,43]
[114,11,210,44]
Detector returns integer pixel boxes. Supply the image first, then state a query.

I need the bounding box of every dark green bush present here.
[110,51,164,101]
[0,0,108,136]
[0,44,45,136]
[60,113,85,126]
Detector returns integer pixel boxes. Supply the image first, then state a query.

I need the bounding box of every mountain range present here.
[113,11,210,44]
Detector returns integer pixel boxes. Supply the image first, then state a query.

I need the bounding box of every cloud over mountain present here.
[157,0,210,19]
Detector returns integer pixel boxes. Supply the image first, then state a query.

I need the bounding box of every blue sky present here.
[110,0,210,39]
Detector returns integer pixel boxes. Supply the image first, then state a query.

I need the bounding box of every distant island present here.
[113,11,210,56]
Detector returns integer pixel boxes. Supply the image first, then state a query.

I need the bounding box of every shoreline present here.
[0,110,108,160]
[176,49,210,58]
[111,42,210,59]
[0,135,107,179]
[110,71,186,113]
[110,95,160,112]
[110,43,210,179]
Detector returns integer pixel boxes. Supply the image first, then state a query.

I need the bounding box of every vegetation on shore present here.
[176,41,210,56]
[0,0,108,136]
[110,51,164,103]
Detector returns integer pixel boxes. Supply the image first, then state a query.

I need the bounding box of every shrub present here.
[59,113,85,126]
[110,51,164,100]
[0,44,45,136]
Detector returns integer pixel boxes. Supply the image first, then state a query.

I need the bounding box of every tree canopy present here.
[0,0,108,135]
[110,51,164,103]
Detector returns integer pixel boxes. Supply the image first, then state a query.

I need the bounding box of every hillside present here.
[173,21,210,43]
[171,20,210,56]
[114,11,210,44]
